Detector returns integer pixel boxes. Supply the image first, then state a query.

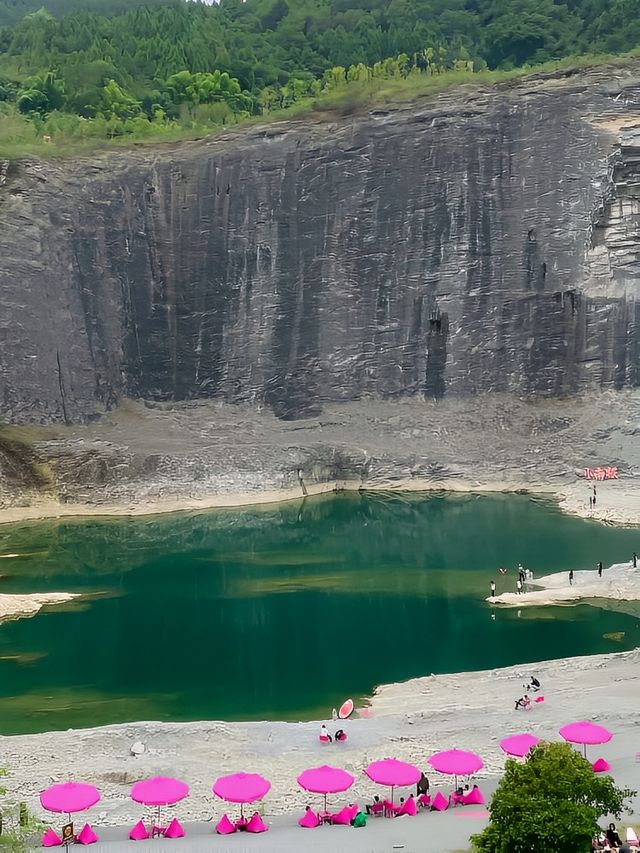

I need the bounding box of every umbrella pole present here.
[324,793,327,814]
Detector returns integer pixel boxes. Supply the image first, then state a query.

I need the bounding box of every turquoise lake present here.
[0,492,638,734]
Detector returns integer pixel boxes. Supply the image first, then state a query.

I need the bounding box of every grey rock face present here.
[1,67,640,425]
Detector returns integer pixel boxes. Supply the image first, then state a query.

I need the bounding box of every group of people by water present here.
[319,724,347,743]
[489,563,533,598]
[514,675,541,711]
[490,553,639,599]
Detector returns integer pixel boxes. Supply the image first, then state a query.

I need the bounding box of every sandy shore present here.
[1,475,639,528]
[3,648,638,851]
[492,560,640,611]
[0,592,77,623]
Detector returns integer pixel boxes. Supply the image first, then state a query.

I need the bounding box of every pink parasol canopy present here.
[559,721,613,758]
[365,758,420,806]
[365,758,421,788]
[213,772,271,817]
[131,777,189,807]
[298,765,354,813]
[428,749,484,777]
[40,782,101,815]
[499,733,540,758]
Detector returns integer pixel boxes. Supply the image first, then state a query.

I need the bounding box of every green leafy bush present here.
[472,742,635,853]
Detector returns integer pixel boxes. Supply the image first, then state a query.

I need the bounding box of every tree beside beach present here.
[473,742,635,852]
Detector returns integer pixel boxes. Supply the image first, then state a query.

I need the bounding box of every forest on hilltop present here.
[0,0,639,152]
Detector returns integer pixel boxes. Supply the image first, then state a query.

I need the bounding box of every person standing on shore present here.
[589,495,593,510]
[516,578,523,595]
[633,552,637,569]
[598,561,603,578]
[490,580,496,598]
[569,570,574,586]
[593,484,597,506]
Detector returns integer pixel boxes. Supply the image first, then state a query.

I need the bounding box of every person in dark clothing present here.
[366,795,381,815]
[490,580,496,597]
[633,552,637,569]
[598,561,603,577]
[417,773,430,797]
[569,570,574,586]
[606,823,622,847]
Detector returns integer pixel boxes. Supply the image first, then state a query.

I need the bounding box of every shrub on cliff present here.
[472,742,634,852]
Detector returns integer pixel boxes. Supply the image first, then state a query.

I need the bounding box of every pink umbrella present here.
[131,777,189,825]
[499,733,540,758]
[213,772,271,818]
[365,758,421,805]
[40,782,101,822]
[428,749,484,787]
[297,765,354,813]
[559,721,613,759]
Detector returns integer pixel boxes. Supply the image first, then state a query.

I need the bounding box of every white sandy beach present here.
[0,475,638,528]
[3,647,638,851]
[492,560,640,610]
[0,592,77,623]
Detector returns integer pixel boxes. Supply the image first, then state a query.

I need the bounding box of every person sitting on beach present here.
[515,695,531,711]
[335,728,346,742]
[393,797,405,816]
[527,675,541,692]
[320,724,332,742]
[606,823,622,848]
[366,795,383,816]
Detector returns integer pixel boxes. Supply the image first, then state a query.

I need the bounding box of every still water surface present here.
[0,492,639,734]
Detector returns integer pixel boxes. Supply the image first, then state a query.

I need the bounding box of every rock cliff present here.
[1,64,640,429]
[1,65,640,512]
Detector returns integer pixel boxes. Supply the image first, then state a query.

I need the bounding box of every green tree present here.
[99,79,140,120]
[17,70,64,115]
[472,742,635,853]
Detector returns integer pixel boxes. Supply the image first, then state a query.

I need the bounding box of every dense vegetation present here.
[1,0,640,152]
[472,742,634,852]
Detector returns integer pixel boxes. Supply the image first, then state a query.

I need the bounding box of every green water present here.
[0,492,639,734]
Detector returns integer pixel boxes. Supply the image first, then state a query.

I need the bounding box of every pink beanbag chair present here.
[165,818,185,839]
[298,809,320,828]
[42,828,63,847]
[129,821,150,841]
[592,758,611,773]
[246,813,268,833]
[216,814,236,835]
[450,791,464,806]
[462,788,485,806]
[397,797,417,816]
[431,792,449,812]
[76,825,99,845]
[534,696,545,703]
[418,794,431,808]
[331,806,352,825]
